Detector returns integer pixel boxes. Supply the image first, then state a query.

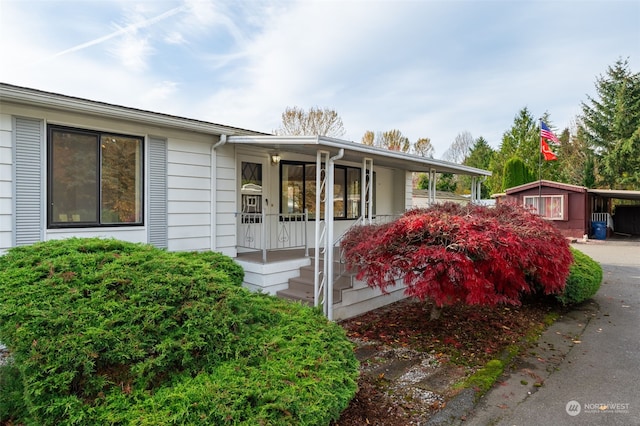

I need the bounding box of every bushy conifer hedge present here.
[0,238,358,425]
[557,247,603,305]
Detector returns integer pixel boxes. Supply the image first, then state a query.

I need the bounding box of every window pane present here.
[241,162,262,213]
[51,130,98,223]
[305,165,317,219]
[334,168,345,218]
[101,135,143,224]
[346,168,360,219]
[282,164,304,214]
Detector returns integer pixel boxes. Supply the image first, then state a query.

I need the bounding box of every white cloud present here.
[109,30,154,72]
[1,0,637,159]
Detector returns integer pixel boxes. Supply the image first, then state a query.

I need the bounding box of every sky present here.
[1,0,638,159]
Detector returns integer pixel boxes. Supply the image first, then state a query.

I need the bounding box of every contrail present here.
[49,4,186,60]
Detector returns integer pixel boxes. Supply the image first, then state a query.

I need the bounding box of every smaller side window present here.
[523,195,564,220]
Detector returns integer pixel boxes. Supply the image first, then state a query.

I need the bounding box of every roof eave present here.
[0,83,262,136]
[228,135,492,176]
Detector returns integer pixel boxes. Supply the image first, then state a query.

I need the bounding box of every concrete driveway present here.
[464,238,640,426]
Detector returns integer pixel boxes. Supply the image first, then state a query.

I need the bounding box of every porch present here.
[226,135,492,320]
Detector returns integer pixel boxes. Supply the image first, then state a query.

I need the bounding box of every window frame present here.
[523,194,567,221]
[279,161,371,220]
[47,125,145,229]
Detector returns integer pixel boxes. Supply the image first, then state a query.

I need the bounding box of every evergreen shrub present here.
[557,247,603,305]
[0,238,358,425]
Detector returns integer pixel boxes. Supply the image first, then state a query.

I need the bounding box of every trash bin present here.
[592,221,607,240]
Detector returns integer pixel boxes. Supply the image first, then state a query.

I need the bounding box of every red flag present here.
[541,138,557,161]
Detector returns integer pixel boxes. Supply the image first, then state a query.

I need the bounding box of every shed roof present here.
[505,180,587,195]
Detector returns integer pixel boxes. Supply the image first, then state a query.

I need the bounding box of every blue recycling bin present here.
[592,221,607,240]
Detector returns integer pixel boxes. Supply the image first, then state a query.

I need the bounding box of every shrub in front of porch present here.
[557,247,602,305]
[341,202,573,318]
[0,238,358,425]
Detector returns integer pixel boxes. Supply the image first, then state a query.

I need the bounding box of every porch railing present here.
[591,212,614,231]
[332,214,403,277]
[237,211,308,263]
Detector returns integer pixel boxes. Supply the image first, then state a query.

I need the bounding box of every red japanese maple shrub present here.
[341,202,572,313]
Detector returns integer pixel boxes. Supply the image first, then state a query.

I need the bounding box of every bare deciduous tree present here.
[442,131,474,163]
[275,106,346,138]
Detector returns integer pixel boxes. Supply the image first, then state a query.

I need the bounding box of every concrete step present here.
[298,262,353,281]
[278,272,353,305]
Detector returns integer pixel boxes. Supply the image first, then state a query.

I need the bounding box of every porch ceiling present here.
[227,135,491,177]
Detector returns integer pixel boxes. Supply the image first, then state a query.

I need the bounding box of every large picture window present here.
[48,126,143,228]
[280,161,371,220]
[523,195,566,220]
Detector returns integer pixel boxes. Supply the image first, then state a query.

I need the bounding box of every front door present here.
[238,155,268,251]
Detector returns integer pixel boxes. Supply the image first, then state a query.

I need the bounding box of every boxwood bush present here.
[0,238,358,425]
[557,247,603,305]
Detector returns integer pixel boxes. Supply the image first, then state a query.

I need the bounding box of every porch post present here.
[428,168,437,205]
[261,209,267,263]
[325,149,344,321]
[361,158,373,225]
[314,151,330,309]
[471,176,477,203]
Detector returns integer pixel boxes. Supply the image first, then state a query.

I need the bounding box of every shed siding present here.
[506,186,588,238]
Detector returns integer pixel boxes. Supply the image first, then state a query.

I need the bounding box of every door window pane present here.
[241,162,263,213]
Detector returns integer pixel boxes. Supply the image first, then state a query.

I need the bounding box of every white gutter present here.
[210,135,227,252]
[227,135,491,177]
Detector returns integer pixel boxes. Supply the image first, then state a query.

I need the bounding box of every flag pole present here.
[538,118,542,215]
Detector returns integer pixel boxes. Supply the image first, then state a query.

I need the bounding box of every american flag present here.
[540,121,559,145]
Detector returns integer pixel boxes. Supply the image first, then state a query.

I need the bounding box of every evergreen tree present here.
[502,156,534,189]
[489,107,541,193]
[580,58,640,189]
[435,173,457,193]
[462,136,495,198]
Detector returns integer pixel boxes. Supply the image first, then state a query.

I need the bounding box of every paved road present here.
[466,239,640,426]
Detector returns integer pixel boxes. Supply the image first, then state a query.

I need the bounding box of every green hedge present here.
[0,238,358,425]
[557,247,603,305]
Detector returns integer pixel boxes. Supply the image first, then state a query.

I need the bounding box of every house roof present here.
[0,83,264,137]
[0,83,491,177]
[228,135,491,176]
[505,180,587,195]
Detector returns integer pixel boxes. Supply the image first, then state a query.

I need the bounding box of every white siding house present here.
[0,83,491,320]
